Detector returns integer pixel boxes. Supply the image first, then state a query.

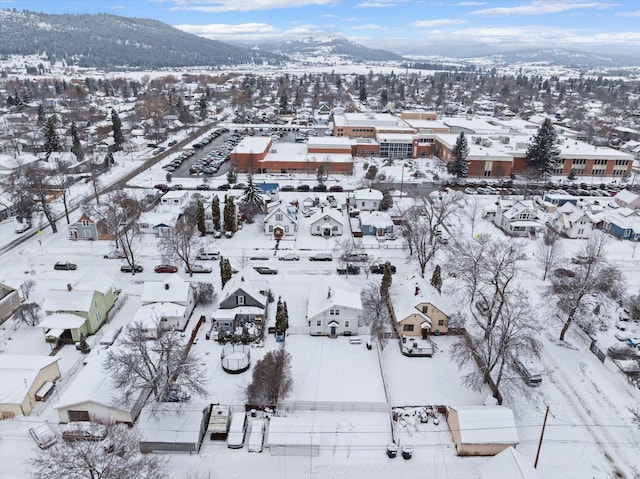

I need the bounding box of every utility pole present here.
[534,404,550,468]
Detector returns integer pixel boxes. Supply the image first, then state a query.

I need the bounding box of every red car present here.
[154,184,169,192]
[154,264,178,273]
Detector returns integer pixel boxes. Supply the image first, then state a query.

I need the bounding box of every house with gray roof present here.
[309,208,344,237]
[214,268,268,333]
[264,202,297,238]
[549,202,595,239]
[493,199,543,237]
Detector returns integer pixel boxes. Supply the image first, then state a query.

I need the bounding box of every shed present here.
[0,355,61,417]
[138,402,209,454]
[447,405,519,456]
[267,417,321,456]
[479,446,543,478]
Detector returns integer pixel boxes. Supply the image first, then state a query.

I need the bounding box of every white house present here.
[493,199,543,237]
[548,202,595,239]
[160,190,189,207]
[137,278,196,333]
[137,210,181,236]
[264,202,297,238]
[307,277,362,336]
[309,209,344,237]
[351,188,383,211]
[614,189,640,210]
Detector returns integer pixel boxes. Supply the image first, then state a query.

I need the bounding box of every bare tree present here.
[22,279,36,299]
[104,322,208,403]
[29,423,168,479]
[552,233,624,341]
[13,303,41,326]
[402,190,463,277]
[464,194,481,238]
[332,237,365,278]
[536,229,563,281]
[246,348,293,408]
[360,282,393,350]
[157,217,201,276]
[50,158,72,224]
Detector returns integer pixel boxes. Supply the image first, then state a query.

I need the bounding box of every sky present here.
[6,0,640,56]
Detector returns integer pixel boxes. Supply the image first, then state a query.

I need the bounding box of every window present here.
[81,220,90,226]
[269,225,273,232]
[84,230,91,237]
[276,214,283,221]
[422,305,428,313]
[285,226,289,233]
[361,202,365,207]
[237,296,245,306]
[344,321,350,328]
[316,320,321,327]
[332,226,338,231]
[316,226,320,232]
[403,324,414,332]
[330,309,340,316]
[438,319,445,326]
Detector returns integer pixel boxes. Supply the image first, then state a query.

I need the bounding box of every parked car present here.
[167,140,178,147]
[370,263,397,274]
[196,183,210,190]
[154,264,178,273]
[120,264,143,273]
[313,184,327,192]
[218,184,231,191]
[309,253,332,261]
[29,423,57,449]
[337,264,360,275]
[232,183,246,190]
[197,250,220,261]
[253,266,278,275]
[329,185,344,192]
[279,254,300,261]
[54,261,77,271]
[514,358,543,386]
[296,184,310,192]
[62,422,108,442]
[103,250,126,259]
[186,264,213,274]
[475,300,490,315]
[280,185,295,192]
[154,184,169,192]
[170,184,183,190]
[342,253,369,262]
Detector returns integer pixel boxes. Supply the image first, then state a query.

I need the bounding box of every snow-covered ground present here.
[1,144,640,478]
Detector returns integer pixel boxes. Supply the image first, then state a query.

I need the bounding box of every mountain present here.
[473,48,640,68]
[257,36,404,63]
[0,9,285,68]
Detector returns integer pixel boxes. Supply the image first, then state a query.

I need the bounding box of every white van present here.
[227,412,248,449]
[29,423,57,449]
[514,358,542,386]
[247,418,265,453]
[197,250,220,261]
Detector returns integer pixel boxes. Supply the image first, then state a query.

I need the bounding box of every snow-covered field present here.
[1,144,640,479]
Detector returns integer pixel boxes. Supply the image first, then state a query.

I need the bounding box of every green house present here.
[40,272,118,343]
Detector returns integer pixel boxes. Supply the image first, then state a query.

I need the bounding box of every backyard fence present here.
[278,400,390,413]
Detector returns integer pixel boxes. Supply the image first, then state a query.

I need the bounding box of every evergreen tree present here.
[283,301,289,332]
[275,297,284,334]
[526,118,560,177]
[226,168,237,185]
[431,264,442,294]
[197,94,208,122]
[447,132,469,178]
[220,257,232,288]
[380,189,393,211]
[103,151,114,169]
[111,108,124,150]
[365,165,378,180]
[279,90,288,113]
[241,176,263,206]
[70,121,84,160]
[78,333,91,354]
[42,114,61,159]
[37,103,45,124]
[316,165,327,184]
[211,195,221,231]
[223,196,236,233]
[196,200,206,236]
[380,262,393,299]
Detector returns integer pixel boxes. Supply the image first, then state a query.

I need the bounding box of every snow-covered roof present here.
[234,136,271,154]
[214,306,265,320]
[479,446,542,479]
[219,267,267,306]
[44,289,95,313]
[359,211,393,228]
[353,188,383,201]
[309,208,344,226]
[615,189,640,206]
[596,208,640,230]
[141,279,192,305]
[389,275,453,324]
[307,277,362,319]
[0,355,60,404]
[450,406,519,445]
[138,402,208,445]
[132,303,187,328]
[39,313,86,330]
[264,203,297,223]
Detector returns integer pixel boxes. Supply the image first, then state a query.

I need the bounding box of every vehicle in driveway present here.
[280,185,295,192]
[62,422,108,442]
[253,266,278,275]
[309,253,332,261]
[29,423,57,449]
[313,184,327,192]
[104,250,126,259]
[154,264,178,273]
[370,263,396,274]
[54,261,77,271]
[337,264,360,275]
[154,184,169,192]
[120,264,143,273]
[279,254,300,261]
[186,264,213,274]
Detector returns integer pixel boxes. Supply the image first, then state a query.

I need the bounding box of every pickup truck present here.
[337,264,360,275]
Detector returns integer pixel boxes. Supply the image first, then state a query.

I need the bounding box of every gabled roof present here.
[615,189,640,205]
[359,211,393,228]
[307,277,362,319]
[142,279,192,305]
[309,208,344,225]
[133,303,187,329]
[264,203,297,223]
[219,267,267,308]
[501,200,541,220]
[353,188,383,201]
[389,275,452,324]
[0,355,60,404]
[479,447,543,479]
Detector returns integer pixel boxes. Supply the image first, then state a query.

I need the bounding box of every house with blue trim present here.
[256,182,280,202]
[359,211,394,239]
[598,207,640,240]
[263,202,297,238]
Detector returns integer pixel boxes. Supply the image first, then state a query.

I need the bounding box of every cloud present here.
[615,10,640,17]
[470,0,613,16]
[175,22,276,35]
[357,0,403,7]
[168,0,337,13]
[454,1,486,5]
[411,19,466,27]
[351,23,385,30]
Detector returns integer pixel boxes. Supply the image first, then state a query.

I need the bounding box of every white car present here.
[186,264,213,274]
[103,250,126,259]
[278,254,300,261]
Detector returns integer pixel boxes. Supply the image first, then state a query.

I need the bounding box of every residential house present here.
[256,182,280,202]
[264,202,298,238]
[214,268,268,333]
[68,213,113,241]
[307,277,362,336]
[479,447,543,479]
[40,273,118,343]
[493,199,543,237]
[0,355,61,417]
[597,208,640,240]
[388,275,451,338]
[55,352,147,425]
[160,190,189,207]
[548,202,595,239]
[614,189,640,210]
[137,210,182,236]
[309,208,344,237]
[123,137,147,152]
[359,211,394,239]
[446,405,519,456]
[351,188,383,212]
[0,282,21,322]
[134,278,197,335]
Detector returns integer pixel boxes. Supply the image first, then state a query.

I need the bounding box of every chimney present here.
[327,287,332,299]
[165,283,170,290]
[67,283,72,292]
[414,284,420,296]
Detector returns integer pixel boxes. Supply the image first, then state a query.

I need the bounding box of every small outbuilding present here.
[478,446,543,479]
[447,405,519,456]
[138,402,209,454]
